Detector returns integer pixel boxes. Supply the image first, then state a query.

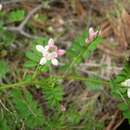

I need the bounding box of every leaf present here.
[25,51,41,62]
[0,60,9,79]
[110,62,130,97]
[11,89,45,128]
[8,10,25,22]
[84,76,102,91]
[24,60,37,68]
[118,103,129,111]
[41,77,64,108]
[62,32,103,71]
[39,65,49,72]
[0,26,15,47]
[123,111,130,119]
[66,108,80,124]
[67,31,88,63]
[32,37,49,46]
[111,61,130,123]
[83,36,102,59]
[0,119,10,130]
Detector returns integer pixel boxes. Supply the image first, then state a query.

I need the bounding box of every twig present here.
[105,110,119,130]
[113,118,124,130]
[19,4,43,30]
[80,63,122,71]
[1,0,41,5]
[5,4,43,39]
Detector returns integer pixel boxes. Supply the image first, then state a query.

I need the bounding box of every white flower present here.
[36,38,65,66]
[0,4,2,11]
[121,79,130,98]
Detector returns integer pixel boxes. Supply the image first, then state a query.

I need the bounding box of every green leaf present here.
[0,26,15,47]
[123,111,130,119]
[62,31,103,71]
[84,76,102,91]
[110,62,130,97]
[41,78,64,108]
[0,60,9,79]
[24,60,37,68]
[32,37,49,46]
[8,10,25,22]
[67,31,88,63]
[118,103,129,111]
[11,89,45,128]
[67,108,80,124]
[39,65,49,72]
[25,51,41,62]
[0,119,10,130]
[83,36,102,59]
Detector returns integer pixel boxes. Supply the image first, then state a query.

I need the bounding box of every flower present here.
[61,104,66,112]
[36,38,65,66]
[121,79,130,98]
[85,27,99,43]
[0,4,2,11]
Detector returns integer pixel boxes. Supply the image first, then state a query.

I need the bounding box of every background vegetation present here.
[0,0,130,130]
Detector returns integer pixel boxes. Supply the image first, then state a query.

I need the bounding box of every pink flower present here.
[36,38,65,66]
[85,27,98,43]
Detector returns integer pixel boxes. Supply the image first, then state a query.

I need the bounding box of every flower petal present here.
[85,38,89,43]
[125,79,130,86]
[121,81,127,86]
[48,38,54,47]
[128,88,130,98]
[57,49,65,56]
[86,27,98,43]
[51,58,58,66]
[121,79,130,87]
[89,27,94,33]
[0,4,2,10]
[36,45,45,53]
[39,57,47,65]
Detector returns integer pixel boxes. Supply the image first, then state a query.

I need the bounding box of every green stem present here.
[32,64,40,79]
[0,74,109,91]
[63,44,88,78]
[56,74,109,86]
[0,80,37,90]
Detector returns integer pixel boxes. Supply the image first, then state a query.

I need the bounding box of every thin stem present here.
[32,64,40,79]
[56,74,109,86]
[0,80,33,90]
[63,44,88,78]
[0,74,109,91]
[117,90,128,105]
[1,74,128,91]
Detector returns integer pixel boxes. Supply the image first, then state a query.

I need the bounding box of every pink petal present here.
[57,49,65,56]
[86,27,98,43]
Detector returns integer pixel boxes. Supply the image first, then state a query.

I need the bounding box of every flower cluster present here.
[36,27,99,66]
[36,38,65,66]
